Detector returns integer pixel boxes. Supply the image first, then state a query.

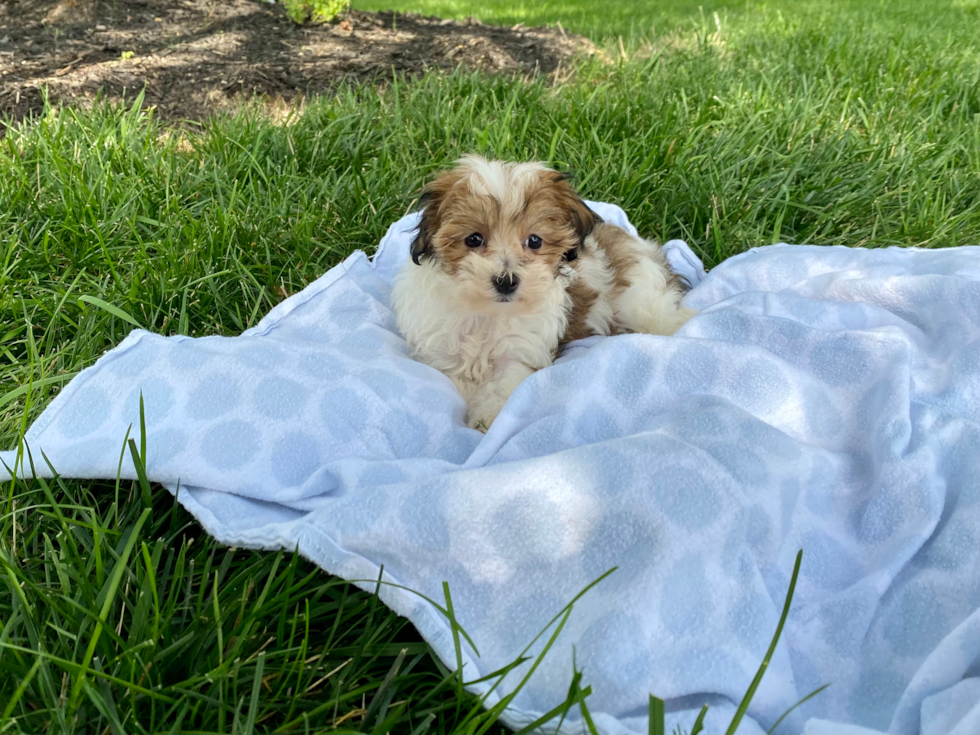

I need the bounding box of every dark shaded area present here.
[0,0,594,125]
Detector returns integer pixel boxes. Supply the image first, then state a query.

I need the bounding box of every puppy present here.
[391,155,695,430]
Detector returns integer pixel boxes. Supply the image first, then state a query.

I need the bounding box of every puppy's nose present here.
[493,273,520,296]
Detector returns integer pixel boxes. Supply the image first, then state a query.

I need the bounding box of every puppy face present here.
[411,155,600,314]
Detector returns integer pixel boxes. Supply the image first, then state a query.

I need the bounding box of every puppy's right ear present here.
[410,191,435,266]
[410,168,464,266]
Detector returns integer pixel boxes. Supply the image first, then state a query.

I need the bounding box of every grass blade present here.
[0,657,42,721]
[579,690,600,735]
[68,507,152,710]
[767,683,831,734]
[363,646,407,730]
[78,295,143,328]
[649,694,665,735]
[410,713,436,735]
[0,373,78,411]
[691,704,709,735]
[244,651,266,734]
[139,390,147,467]
[442,581,465,702]
[513,684,593,735]
[725,550,803,735]
[127,438,153,510]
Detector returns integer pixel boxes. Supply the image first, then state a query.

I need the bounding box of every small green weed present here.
[283,0,349,24]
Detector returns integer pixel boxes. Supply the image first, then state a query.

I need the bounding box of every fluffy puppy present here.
[391,155,695,430]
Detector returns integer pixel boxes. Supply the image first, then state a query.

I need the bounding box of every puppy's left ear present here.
[552,171,602,261]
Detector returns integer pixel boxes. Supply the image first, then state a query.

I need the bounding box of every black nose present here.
[493,273,520,295]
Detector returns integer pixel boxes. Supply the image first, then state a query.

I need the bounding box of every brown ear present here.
[410,169,464,266]
[552,171,602,261]
[410,190,436,265]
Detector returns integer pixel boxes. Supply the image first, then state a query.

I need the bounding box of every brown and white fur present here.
[391,155,695,431]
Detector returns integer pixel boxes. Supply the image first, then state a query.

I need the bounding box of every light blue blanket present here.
[3,203,979,734]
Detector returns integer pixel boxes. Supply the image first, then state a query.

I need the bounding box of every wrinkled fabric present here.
[4,205,979,735]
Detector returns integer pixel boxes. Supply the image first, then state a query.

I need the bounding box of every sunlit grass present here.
[352,0,977,41]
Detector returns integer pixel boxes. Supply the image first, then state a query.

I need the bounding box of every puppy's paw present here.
[466,407,498,433]
[468,416,491,433]
[465,363,536,433]
[466,396,505,433]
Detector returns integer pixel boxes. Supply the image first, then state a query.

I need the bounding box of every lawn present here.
[352,0,972,44]
[2,0,980,732]
[353,0,755,39]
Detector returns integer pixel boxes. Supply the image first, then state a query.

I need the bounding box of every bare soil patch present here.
[0,0,595,127]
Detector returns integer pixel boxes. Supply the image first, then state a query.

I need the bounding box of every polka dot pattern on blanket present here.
[4,207,980,735]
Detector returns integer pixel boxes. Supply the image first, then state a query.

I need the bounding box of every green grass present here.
[354,0,752,38]
[3,0,980,731]
[352,0,980,41]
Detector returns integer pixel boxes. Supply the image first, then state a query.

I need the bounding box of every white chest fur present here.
[391,260,570,401]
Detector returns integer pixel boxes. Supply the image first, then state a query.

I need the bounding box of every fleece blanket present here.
[3,202,979,735]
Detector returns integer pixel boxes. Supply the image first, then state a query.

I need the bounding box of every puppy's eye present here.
[464,233,485,248]
[525,234,543,250]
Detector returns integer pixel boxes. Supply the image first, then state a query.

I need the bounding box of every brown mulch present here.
[0,0,595,127]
